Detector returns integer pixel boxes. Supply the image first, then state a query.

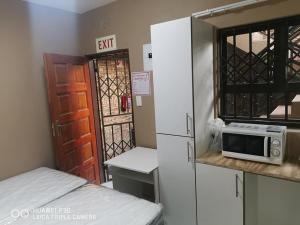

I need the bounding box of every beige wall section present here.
[80,0,300,148]
[0,0,80,180]
[79,0,232,148]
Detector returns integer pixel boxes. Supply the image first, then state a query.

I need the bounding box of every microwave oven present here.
[222,123,287,165]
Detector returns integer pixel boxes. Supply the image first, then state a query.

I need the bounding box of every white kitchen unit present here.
[151,17,194,137]
[196,163,244,225]
[156,135,196,225]
[151,17,214,225]
[245,173,300,225]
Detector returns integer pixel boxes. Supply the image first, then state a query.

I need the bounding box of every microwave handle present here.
[264,137,271,157]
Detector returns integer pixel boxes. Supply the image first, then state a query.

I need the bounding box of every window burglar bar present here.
[219,15,300,127]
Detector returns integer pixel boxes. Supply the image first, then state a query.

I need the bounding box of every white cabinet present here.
[196,163,244,225]
[245,174,300,225]
[151,17,194,137]
[151,16,215,225]
[157,134,197,225]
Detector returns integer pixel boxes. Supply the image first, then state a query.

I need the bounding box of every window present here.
[219,15,300,127]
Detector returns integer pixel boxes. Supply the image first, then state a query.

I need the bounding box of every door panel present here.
[151,17,194,137]
[196,163,244,225]
[44,54,101,184]
[157,134,197,225]
[78,142,93,163]
[94,50,135,180]
[63,149,78,171]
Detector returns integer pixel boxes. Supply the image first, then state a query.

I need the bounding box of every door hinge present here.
[93,59,99,73]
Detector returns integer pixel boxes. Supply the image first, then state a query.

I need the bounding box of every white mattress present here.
[11,184,162,225]
[0,167,87,225]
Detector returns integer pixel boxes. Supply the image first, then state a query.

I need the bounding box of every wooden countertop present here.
[197,152,300,183]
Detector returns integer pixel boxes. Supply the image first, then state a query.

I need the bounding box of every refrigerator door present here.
[151,17,194,137]
[157,134,197,225]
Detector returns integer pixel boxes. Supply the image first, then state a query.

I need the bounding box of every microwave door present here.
[223,133,266,157]
[223,133,246,154]
[264,137,271,157]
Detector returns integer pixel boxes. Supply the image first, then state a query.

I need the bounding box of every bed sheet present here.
[11,184,163,225]
[0,167,87,225]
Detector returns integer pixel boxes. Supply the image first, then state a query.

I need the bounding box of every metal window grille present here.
[219,15,300,127]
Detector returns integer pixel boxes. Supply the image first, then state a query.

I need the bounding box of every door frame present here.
[86,49,136,181]
[88,60,105,182]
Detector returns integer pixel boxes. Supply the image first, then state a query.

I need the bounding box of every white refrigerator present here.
[151,17,215,225]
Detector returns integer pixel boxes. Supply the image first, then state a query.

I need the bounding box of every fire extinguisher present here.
[121,95,128,112]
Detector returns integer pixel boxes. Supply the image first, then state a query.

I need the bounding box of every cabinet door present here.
[196,163,244,225]
[157,134,197,225]
[151,17,194,137]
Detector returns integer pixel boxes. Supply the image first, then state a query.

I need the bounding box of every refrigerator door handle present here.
[186,113,193,136]
[186,113,190,135]
[187,141,191,162]
[187,141,195,164]
[188,141,196,170]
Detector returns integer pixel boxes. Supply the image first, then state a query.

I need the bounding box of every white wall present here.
[0,0,80,180]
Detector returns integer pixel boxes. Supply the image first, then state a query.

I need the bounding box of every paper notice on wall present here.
[132,72,151,96]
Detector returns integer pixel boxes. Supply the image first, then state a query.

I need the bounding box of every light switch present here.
[136,96,142,107]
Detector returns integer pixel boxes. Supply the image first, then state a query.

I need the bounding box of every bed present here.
[0,168,163,225]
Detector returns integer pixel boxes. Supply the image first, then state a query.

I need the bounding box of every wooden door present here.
[44,54,101,184]
[196,163,244,225]
[151,17,194,137]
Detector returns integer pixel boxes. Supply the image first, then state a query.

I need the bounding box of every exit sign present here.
[96,35,117,53]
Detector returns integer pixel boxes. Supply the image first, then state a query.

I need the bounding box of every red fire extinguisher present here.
[121,95,128,112]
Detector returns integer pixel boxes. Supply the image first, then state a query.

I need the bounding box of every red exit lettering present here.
[98,38,114,50]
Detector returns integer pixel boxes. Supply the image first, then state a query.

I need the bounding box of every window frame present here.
[218,15,300,127]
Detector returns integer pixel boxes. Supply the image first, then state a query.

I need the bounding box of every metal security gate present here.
[91,49,135,181]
